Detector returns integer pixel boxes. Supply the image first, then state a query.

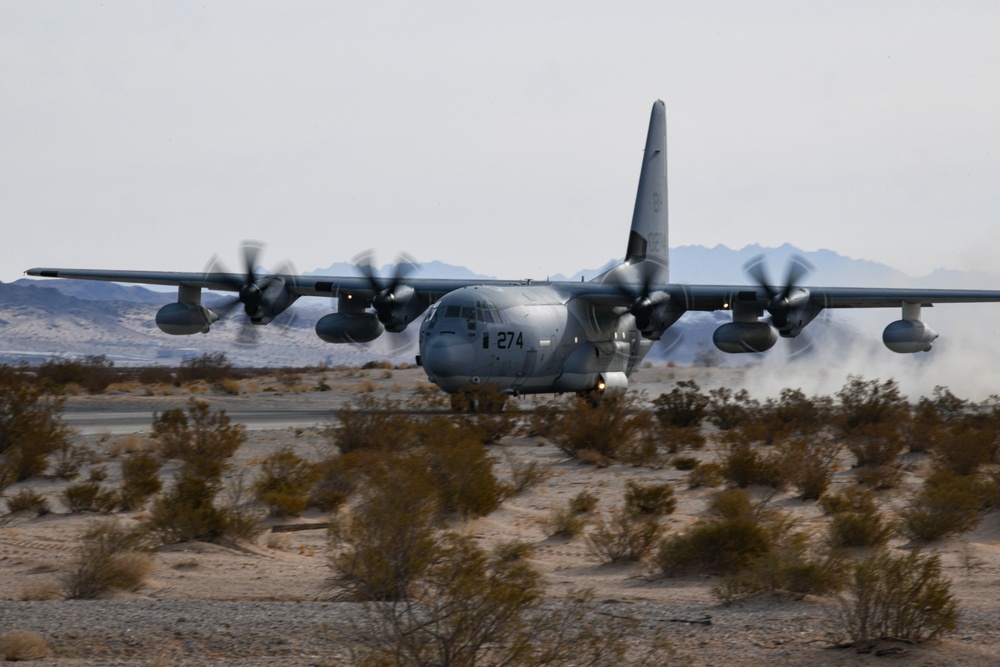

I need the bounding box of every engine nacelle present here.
[883,319,938,353]
[713,321,778,353]
[315,312,385,344]
[155,303,218,335]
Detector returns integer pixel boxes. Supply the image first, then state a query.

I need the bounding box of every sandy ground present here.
[2,366,1000,665]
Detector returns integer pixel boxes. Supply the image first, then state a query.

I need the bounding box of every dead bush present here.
[505,455,550,494]
[52,441,93,480]
[623,480,676,516]
[5,487,50,515]
[253,448,318,517]
[0,630,50,661]
[63,522,155,599]
[546,504,587,538]
[839,549,958,650]
[687,462,723,489]
[62,481,119,513]
[587,509,664,563]
[177,352,234,385]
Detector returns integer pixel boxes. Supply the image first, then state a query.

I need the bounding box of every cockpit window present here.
[475,299,503,324]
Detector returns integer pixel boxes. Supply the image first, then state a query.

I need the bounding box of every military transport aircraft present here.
[26,101,1000,407]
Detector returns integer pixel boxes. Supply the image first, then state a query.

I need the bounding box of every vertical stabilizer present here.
[624,100,668,282]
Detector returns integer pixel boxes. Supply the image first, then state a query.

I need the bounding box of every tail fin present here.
[624,100,668,282]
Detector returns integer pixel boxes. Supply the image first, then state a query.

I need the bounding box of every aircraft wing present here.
[23,267,529,300]
[668,285,1000,310]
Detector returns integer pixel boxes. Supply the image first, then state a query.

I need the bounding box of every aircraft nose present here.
[422,334,475,389]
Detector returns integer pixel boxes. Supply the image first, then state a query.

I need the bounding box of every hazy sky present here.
[3,2,999,285]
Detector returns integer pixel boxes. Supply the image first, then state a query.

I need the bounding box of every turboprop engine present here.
[315,312,385,343]
[155,302,218,335]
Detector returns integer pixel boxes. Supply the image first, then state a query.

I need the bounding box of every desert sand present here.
[2,366,1000,666]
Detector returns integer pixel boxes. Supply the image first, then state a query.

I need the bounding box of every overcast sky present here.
[3,1,999,286]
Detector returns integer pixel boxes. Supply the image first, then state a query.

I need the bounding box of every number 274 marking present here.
[497,331,523,349]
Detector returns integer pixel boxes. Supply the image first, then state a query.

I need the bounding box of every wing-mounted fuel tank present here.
[713,321,778,353]
[155,285,219,335]
[883,303,938,353]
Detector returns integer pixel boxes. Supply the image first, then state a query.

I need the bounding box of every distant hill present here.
[5,244,1000,370]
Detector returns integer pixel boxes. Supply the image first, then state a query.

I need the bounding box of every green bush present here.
[253,448,318,517]
[145,473,229,543]
[839,549,958,650]
[0,367,70,485]
[416,417,505,519]
[119,451,163,511]
[329,456,442,600]
[720,437,786,490]
[821,488,893,549]
[900,472,981,542]
[837,377,908,467]
[545,394,653,460]
[652,379,709,428]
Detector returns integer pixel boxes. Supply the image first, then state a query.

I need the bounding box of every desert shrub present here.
[253,448,318,517]
[821,488,893,549]
[900,471,981,542]
[761,388,835,439]
[652,379,709,428]
[720,436,786,489]
[494,539,535,562]
[329,394,414,454]
[653,423,706,454]
[672,456,698,470]
[780,436,840,500]
[145,473,228,543]
[706,387,760,431]
[176,352,234,385]
[545,394,652,460]
[137,366,175,385]
[449,382,512,414]
[837,377,908,467]
[855,464,903,490]
[687,461,723,489]
[62,481,119,513]
[416,417,505,518]
[839,549,958,650]
[151,400,244,480]
[309,452,372,511]
[329,456,442,600]
[217,378,241,395]
[506,455,549,494]
[348,534,662,667]
[656,489,771,574]
[569,490,599,514]
[88,466,108,482]
[150,407,190,458]
[0,368,70,485]
[456,411,520,445]
[51,442,92,480]
[623,480,676,516]
[931,420,998,477]
[37,355,115,394]
[0,630,50,661]
[546,505,587,538]
[119,451,163,510]
[712,541,846,604]
[587,509,664,563]
[5,487,50,515]
[63,522,155,599]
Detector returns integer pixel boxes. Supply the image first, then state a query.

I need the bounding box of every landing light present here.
[597,381,607,391]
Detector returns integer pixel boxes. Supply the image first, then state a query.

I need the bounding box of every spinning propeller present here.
[744,253,817,359]
[205,241,297,344]
[352,250,418,328]
[607,263,670,334]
